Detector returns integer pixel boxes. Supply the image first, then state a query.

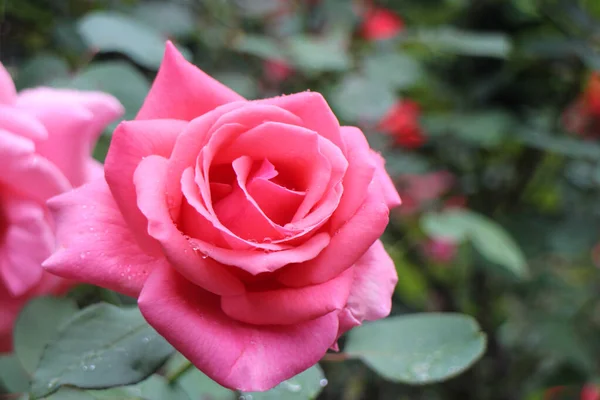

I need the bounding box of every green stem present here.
[167,360,194,384]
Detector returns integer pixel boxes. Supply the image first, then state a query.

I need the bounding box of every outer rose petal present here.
[0,129,71,203]
[0,63,17,105]
[134,155,245,296]
[371,151,401,208]
[137,41,244,121]
[336,240,397,337]
[139,263,340,391]
[0,105,48,141]
[0,197,53,296]
[106,119,188,254]
[221,266,354,325]
[330,126,376,230]
[43,179,167,297]
[16,89,123,187]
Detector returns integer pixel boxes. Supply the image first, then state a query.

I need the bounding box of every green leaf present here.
[14,54,69,90]
[232,34,286,60]
[345,314,486,384]
[165,354,233,400]
[213,72,258,99]
[87,375,190,400]
[422,111,515,148]
[30,304,174,398]
[43,388,95,400]
[330,74,396,123]
[363,52,423,90]
[132,2,195,38]
[77,11,190,69]
[0,355,30,393]
[14,297,79,374]
[519,131,600,160]
[287,32,351,73]
[412,27,512,58]
[242,364,327,399]
[56,61,150,127]
[421,210,529,278]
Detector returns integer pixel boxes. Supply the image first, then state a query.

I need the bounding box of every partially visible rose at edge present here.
[0,64,123,351]
[43,42,401,391]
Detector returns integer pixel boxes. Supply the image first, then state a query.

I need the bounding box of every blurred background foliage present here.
[3,0,600,399]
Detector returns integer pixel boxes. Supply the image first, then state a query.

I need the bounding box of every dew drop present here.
[142,337,150,344]
[283,381,302,393]
[319,378,328,387]
[263,237,272,244]
[82,365,88,371]
[89,365,96,371]
[79,253,87,260]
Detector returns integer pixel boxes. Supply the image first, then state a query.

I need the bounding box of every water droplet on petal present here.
[263,237,272,244]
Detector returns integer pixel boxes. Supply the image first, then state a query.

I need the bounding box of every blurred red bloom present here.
[423,239,457,264]
[379,100,426,148]
[264,59,294,83]
[396,171,454,215]
[563,72,600,138]
[581,384,600,400]
[360,7,404,41]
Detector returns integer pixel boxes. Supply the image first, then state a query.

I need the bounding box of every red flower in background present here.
[360,7,404,41]
[395,171,454,215]
[581,384,600,400]
[263,59,295,83]
[379,100,426,148]
[563,72,600,139]
[423,239,457,264]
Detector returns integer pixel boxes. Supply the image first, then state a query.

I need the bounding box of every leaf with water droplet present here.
[344,313,486,385]
[30,304,174,398]
[241,364,326,399]
[14,296,79,374]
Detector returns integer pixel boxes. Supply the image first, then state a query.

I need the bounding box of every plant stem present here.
[167,360,194,384]
[321,353,349,362]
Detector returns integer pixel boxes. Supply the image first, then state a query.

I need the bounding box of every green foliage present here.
[345,314,486,385]
[30,304,173,398]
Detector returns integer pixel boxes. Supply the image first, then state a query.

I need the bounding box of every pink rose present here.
[0,63,123,351]
[44,42,400,391]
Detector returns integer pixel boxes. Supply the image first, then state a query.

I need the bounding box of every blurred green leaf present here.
[386,245,430,307]
[422,209,529,278]
[164,354,233,400]
[330,74,396,123]
[14,54,69,90]
[287,32,351,73]
[43,388,95,400]
[364,52,423,90]
[0,355,30,393]
[14,297,78,374]
[242,364,326,399]
[56,61,150,127]
[132,2,195,38]
[232,34,286,60]
[412,27,512,58]
[345,314,486,384]
[31,304,174,398]
[213,72,259,99]
[519,132,600,160]
[77,11,190,69]
[87,375,190,400]
[423,110,515,147]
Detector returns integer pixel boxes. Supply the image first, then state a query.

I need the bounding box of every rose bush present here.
[0,63,123,351]
[43,42,401,391]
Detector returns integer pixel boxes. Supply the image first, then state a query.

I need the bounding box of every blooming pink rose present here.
[0,63,123,351]
[44,42,400,391]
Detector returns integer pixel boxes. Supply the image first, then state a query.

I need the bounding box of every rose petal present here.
[134,155,245,296]
[0,196,52,296]
[0,129,71,203]
[0,63,16,105]
[139,263,339,391]
[371,151,401,209]
[221,266,354,325]
[330,126,376,230]
[255,92,345,152]
[0,105,48,141]
[106,119,188,254]
[43,179,166,297]
[277,180,390,287]
[137,41,244,121]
